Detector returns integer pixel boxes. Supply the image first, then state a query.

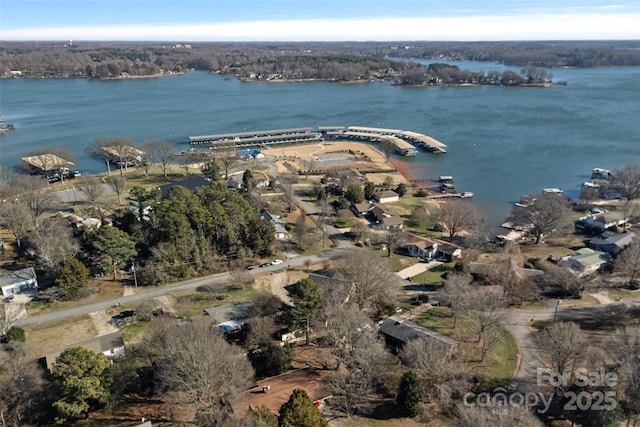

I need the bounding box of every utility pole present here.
[553,299,561,324]
[132,263,138,288]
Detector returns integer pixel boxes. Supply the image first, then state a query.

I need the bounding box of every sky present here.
[1,0,639,42]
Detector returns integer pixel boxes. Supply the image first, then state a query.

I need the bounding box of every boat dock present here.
[188,125,446,157]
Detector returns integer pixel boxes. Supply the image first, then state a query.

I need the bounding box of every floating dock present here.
[188,125,446,157]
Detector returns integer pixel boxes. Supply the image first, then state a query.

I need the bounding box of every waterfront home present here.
[377,216,404,230]
[558,248,612,276]
[158,175,210,194]
[400,234,438,259]
[372,190,399,203]
[589,231,636,255]
[576,211,628,231]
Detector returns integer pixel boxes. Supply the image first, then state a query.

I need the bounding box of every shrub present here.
[6,326,26,342]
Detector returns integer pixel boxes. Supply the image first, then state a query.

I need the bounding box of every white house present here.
[261,211,290,240]
[44,331,125,371]
[0,267,38,297]
[577,211,628,231]
[373,190,399,203]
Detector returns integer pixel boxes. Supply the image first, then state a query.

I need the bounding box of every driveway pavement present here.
[396,261,442,279]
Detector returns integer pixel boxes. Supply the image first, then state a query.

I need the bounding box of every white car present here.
[271,259,283,265]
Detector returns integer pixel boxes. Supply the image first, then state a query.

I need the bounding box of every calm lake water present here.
[1,62,639,226]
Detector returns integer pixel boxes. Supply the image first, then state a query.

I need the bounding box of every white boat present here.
[459,191,474,198]
[542,188,564,194]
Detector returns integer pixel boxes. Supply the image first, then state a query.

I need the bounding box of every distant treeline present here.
[1,41,639,85]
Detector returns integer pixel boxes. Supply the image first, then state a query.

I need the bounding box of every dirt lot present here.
[228,367,332,418]
[261,141,396,175]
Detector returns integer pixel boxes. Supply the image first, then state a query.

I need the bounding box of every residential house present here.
[255,177,270,189]
[351,202,374,217]
[373,190,399,203]
[44,331,125,371]
[558,248,612,276]
[240,149,265,159]
[589,231,636,255]
[378,216,404,230]
[399,234,461,261]
[226,175,244,190]
[308,273,354,305]
[368,205,392,223]
[0,267,38,297]
[576,211,628,231]
[204,303,256,334]
[378,316,457,354]
[158,175,210,194]
[260,211,290,240]
[435,241,463,262]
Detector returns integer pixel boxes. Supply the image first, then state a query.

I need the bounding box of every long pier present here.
[187,125,447,157]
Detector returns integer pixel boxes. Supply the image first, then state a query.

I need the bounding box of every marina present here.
[188,125,446,157]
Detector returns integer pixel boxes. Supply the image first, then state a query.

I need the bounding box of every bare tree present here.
[464,286,509,361]
[155,317,254,417]
[338,248,398,310]
[443,272,473,329]
[452,404,544,427]
[243,317,278,351]
[144,139,176,179]
[12,175,58,226]
[508,192,572,244]
[0,202,33,248]
[411,205,430,228]
[439,200,479,242]
[485,240,526,303]
[105,175,126,204]
[76,175,105,209]
[218,152,238,179]
[319,304,376,370]
[615,328,640,425]
[30,217,79,272]
[0,165,16,183]
[535,321,586,387]
[380,228,404,257]
[0,342,45,427]
[379,138,395,162]
[609,163,640,201]
[86,138,114,174]
[279,173,298,213]
[614,239,640,286]
[0,303,25,335]
[402,338,470,408]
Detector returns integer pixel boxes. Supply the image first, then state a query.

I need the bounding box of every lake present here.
[1,62,639,226]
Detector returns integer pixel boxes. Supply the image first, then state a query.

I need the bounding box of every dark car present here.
[246,265,256,270]
[259,263,271,268]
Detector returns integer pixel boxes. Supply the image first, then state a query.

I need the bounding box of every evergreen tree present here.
[56,257,91,299]
[51,347,113,423]
[249,339,293,377]
[396,370,423,417]
[278,388,327,427]
[288,278,323,345]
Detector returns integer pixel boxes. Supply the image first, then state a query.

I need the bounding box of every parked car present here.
[259,263,271,268]
[246,265,256,270]
[271,259,283,265]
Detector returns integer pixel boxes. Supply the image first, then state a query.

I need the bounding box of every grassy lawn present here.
[24,315,97,360]
[388,253,420,272]
[121,321,150,344]
[608,286,640,301]
[413,307,518,389]
[411,264,452,285]
[172,283,257,319]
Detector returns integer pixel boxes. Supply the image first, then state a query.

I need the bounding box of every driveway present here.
[396,260,442,280]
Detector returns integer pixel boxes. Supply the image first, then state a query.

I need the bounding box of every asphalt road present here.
[15,247,347,328]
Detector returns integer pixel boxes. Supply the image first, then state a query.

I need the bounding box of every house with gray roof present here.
[260,211,290,240]
[0,267,38,298]
[589,231,636,255]
[158,175,210,194]
[378,316,457,354]
[45,331,125,371]
[558,248,612,276]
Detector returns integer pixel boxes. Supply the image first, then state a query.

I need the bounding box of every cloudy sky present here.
[1,0,639,41]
